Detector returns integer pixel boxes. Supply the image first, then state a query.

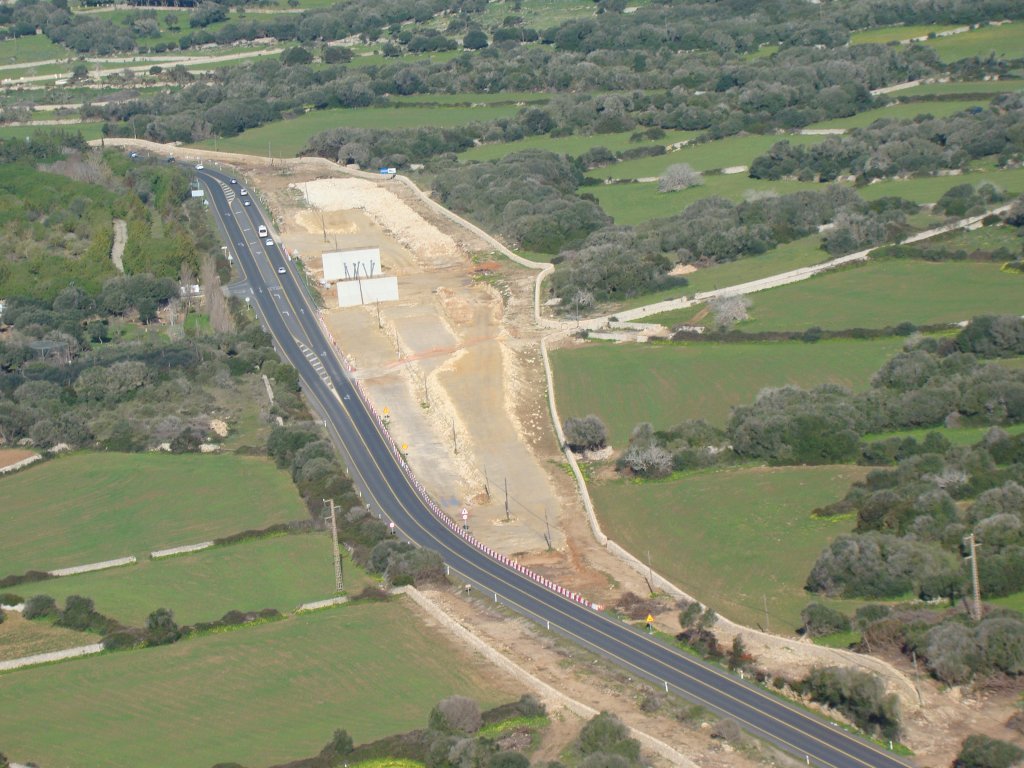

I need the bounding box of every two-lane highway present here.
[196,165,913,768]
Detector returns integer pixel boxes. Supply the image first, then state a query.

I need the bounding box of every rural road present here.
[193,160,914,768]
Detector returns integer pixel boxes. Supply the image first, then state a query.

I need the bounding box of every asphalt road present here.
[195,165,914,768]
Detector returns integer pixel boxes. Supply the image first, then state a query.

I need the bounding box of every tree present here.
[145,607,180,646]
[563,415,608,452]
[728,635,751,671]
[708,295,750,329]
[281,46,313,66]
[463,29,489,49]
[658,163,703,192]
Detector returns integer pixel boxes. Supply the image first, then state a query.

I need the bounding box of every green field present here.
[0,452,306,574]
[863,422,1024,447]
[922,223,1022,253]
[588,133,825,179]
[0,35,71,64]
[551,337,904,442]
[741,260,1022,332]
[459,129,697,164]
[922,22,1024,63]
[592,465,869,631]
[805,99,987,130]
[989,591,1024,614]
[589,174,818,226]
[15,534,376,627]
[849,24,966,45]
[0,122,104,142]
[857,165,1024,203]
[0,601,520,768]
[193,104,523,157]
[899,79,1024,97]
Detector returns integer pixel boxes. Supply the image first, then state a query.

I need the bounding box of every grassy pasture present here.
[550,337,903,442]
[588,133,825,179]
[922,22,1024,63]
[0,612,93,663]
[15,534,375,627]
[863,422,1024,447]
[0,123,104,142]
[0,452,305,574]
[0,600,520,768]
[0,35,71,64]
[614,235,833,311]
[741,260,1022,332]
[899,79,1024,97]
[459,129,698,164]
[588,174,818,226]
[857,165,1024,203]
[193,104,523,157]
[805,99,988,130]
[849,24,966,45]
[591,465,869,631]
[922,223,1021,252]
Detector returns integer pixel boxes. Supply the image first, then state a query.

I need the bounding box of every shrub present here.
[0,593,23,606]
[430,696,482,735]
[489,752,529,768]
[709,718,741,742]
[801,603,852,637]
[102,627,147,651]
[145,607,181,646]
[576,712,640,762]
[955,734,1024,768]
[22,594,58,620]
[802,666,900,739]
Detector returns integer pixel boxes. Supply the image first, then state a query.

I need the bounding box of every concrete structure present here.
[322,247,381,282]
[337,276,399,307]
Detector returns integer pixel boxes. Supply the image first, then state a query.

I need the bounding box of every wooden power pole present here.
[325,499,343,592]
[963,532,981,621]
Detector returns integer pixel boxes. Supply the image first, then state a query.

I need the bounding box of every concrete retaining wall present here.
[150,542,214,559]
[49,556,136,577]
[0,643,104,672]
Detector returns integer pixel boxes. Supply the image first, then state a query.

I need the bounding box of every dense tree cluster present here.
[617,317,1024,480]
[432,150,609,253]
[750,94,1024,182]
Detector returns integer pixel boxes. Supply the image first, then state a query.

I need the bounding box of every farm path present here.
[110,218,127,273]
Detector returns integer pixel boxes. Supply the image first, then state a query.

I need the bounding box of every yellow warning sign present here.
[646,614,655,624]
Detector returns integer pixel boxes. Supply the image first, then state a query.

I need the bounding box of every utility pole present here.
[504,477,510,522]
[376,300,382,329]
[483,468,491,500]
[325,499,343,592]
[763,594,770,633]
[544,506,552,550]
[911,651,923,707]
[647,549,654,589]
[452,417,458,454]
[963,532,981,621]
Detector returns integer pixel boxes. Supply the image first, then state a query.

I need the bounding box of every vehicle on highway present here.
[195,163,204,170]
[243,200,251,206]
[257,225,268,237]
[230,178,237,184]
[240,189,248,196]
[277,266,287,274]
[265,238,274,246]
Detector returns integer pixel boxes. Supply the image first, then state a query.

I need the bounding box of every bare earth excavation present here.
[97,141,1022,767]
